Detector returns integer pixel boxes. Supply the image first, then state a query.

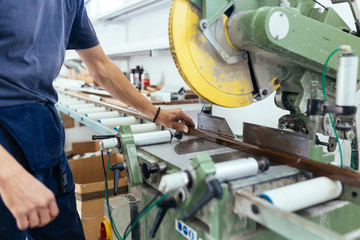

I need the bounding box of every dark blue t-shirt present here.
[0,0,99,107]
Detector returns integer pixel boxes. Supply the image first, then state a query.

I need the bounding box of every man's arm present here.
[0,145,59,230]
[76,45,195,132]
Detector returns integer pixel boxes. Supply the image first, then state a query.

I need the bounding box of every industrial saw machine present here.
[89,0,360,239]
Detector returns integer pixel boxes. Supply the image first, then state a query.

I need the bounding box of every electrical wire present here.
[312,0,329,10]
[101,150,168,240]
[122,192,161,239]
[322,48,343,168]
[124,193,169,240]
[101,150,106,177]
[102,150,123,240]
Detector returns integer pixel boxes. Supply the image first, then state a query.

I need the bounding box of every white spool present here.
[215,158,259,182]
[76,107,107,113]
[259,177,343,212]
[336,55,358,107]
[158,172,189,193]
[133,130,172,146]
[86,111,121,120]
[98,116,139,128]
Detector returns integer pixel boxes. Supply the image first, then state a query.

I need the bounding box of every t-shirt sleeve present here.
[66,0,99,50]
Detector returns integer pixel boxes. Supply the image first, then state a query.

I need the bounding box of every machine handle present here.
[182,179,222,221]
[92,134,116,140]
[150,197,177,238]
[141,163,160,179]
[110,163,125,195]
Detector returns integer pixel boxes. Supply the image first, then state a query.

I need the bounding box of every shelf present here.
[65,36,170,61]
[90,0,171,22]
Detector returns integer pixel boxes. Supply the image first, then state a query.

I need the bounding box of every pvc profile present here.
[259,177,343,212]
[85,111,122,120]
[114,123,161,134]
[76,107,107,113]
[98,116,139,128]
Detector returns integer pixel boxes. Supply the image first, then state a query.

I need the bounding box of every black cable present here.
[312,0,328,10]
[122,192,161,239]
[101,150,106,177]
[102,151,122,240]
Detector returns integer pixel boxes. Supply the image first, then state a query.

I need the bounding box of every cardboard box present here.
[69,153,128,240]
[60,113,75,128]
[71,141,100,156]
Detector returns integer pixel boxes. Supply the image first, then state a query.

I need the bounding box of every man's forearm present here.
[76,46,158,120]
[0,145,23,185]
[96,60,158,119]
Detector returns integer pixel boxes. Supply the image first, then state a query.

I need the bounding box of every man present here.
[0,1,195,239]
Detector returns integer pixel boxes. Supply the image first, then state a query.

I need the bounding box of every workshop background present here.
[61,0,359,163]
[56,1,360,239]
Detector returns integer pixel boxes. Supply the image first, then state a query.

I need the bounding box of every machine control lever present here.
[92,134,116,140]
[150,197,177,238]
[182,179,222,221]
[110,163,125,195]
[141,163,159,179]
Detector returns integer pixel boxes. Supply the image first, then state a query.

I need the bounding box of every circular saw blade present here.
[169,0,255,107]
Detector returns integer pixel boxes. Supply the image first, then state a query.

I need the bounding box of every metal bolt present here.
[346,130,356,140]
[352,191,358,199]
[201,21,208,30]
[251,204,260,214]
[274,79,280,85]
[262,89,268,96]
[242,52,249,60]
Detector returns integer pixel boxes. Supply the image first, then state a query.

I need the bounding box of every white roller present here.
[76,107,107,113]
[133,130,172,146]
[74,104,96,110]
[336,54,358,107]
[158,172,189,193]
[259,177,343,212]
[130,123,162,134]
[89,94,102,101]
[215,158,259,182]
[114,123,161,134]
[98,116,139,128]
[67,103,94,109]
[59,99,85,105]
[86,111,121,120]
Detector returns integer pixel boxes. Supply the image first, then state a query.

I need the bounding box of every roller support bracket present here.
[124,144,143,187]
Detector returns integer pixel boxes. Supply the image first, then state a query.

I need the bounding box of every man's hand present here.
[156,108,195,133]
[0,146,59,230]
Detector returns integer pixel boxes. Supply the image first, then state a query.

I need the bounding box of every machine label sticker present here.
[175,220,197,240]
